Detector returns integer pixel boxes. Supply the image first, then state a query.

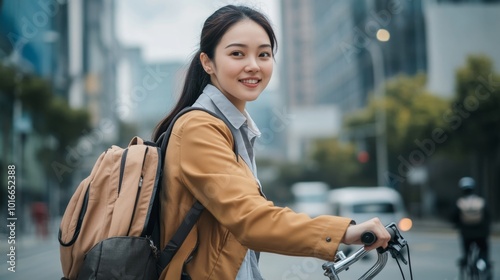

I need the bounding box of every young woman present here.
[152,5,390,280]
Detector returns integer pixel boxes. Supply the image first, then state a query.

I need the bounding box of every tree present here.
[448,55,500,156]
[344,74,450,185]
[309,138,363,187]
[0,64,17,160]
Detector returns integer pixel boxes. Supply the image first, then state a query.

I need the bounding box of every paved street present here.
[1,223,499,279]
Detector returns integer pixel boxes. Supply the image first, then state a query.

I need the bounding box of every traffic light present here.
[357,151,369,163]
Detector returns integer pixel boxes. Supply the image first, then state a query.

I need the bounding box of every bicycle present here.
[459,241,491,280]
[322,222,413,280]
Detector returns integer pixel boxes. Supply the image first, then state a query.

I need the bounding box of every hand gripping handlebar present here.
[322,222,411,280]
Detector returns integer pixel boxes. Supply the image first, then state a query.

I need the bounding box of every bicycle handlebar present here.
[322,222,409,280]
[360,230,377,246]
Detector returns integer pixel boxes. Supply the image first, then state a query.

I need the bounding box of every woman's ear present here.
[200,52,213,74]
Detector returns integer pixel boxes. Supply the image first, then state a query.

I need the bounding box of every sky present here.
[115,0,281,63]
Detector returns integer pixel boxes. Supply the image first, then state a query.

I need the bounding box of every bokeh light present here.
[398,218,413,232]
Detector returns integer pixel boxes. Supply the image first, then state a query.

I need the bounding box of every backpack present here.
[457,194,485,225]
[58,107,237,280]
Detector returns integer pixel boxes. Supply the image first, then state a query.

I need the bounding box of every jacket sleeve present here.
[174,112,352,261]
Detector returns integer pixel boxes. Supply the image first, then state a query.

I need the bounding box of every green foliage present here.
[389,75,449,155]
[0,64,16,94]
[309,138,362,187]
[447,55,500,156]
[117,121,139,147]
[19,75,52,113]
[272,138,363,190]
[45,97,91,149]
[0,66,90,149]
[0,64,17,137]
[17,75,53,134]
[336,74,451,186]
[276,74,451,189]
[347,74,449,157]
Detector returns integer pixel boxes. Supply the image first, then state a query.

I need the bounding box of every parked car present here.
[290,181,331,217]
[328,186,409,229]
[328,186,410,256]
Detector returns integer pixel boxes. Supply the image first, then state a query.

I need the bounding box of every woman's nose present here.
[244,57,260,72]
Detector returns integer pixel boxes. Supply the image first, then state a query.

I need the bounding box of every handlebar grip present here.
[386,226,396,240]
[361,231,376,246]
[361,226,397,246]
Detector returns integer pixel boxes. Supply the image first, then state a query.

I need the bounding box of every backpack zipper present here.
[126,175,143,236]
[147,235,159,258]
[126,148,148,235]
[117,149,129,194]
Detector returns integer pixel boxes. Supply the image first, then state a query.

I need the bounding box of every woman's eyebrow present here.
[225,43,272,49]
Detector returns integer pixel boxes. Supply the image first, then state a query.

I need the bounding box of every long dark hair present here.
[152,5,277,141]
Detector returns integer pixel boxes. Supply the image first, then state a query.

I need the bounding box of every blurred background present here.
[1,0,500,279]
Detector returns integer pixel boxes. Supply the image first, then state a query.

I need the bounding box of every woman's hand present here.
[341,217,391,251]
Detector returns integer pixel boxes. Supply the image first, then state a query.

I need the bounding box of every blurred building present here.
[116,46,143,121]
[279,0,426,161]
[425,1,500,97]
[70,0,120,140]
[279,1,316,109]
[0,0,121,217]
[117,55,185,140]
[280,0,426,113]
[0,1,64,82]
[0,0,74,216]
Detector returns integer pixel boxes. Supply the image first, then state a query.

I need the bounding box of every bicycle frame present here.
[322,223,408,280]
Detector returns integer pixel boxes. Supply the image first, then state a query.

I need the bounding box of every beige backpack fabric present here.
[58,136,162,279]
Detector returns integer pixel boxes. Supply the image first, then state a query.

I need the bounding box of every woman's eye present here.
[260,52,272,58]
[231,51,244,57]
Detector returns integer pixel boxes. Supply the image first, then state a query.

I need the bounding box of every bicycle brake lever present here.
[385,223,408,264]
[389,248,408,265]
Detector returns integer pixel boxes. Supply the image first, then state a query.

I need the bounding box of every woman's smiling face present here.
[201,19,274,112]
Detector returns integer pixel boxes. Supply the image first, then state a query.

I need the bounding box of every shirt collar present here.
[203,84,261,137]
[242,109,261,138]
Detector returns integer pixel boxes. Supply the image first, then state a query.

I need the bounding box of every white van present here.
[290,181,331,217]
[328,186,408,228]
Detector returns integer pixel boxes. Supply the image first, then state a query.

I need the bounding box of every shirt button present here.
[326,237,332,242]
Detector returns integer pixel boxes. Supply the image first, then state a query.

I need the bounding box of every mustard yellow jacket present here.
[159,111,352,279]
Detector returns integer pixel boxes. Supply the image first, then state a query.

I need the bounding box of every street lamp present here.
[368,29,389,187]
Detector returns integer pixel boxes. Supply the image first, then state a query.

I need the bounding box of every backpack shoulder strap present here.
[156,106,239,163]
[156,106,239,272]
[157,200,204,270]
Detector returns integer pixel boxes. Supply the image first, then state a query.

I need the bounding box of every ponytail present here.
[152,51,210,141]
